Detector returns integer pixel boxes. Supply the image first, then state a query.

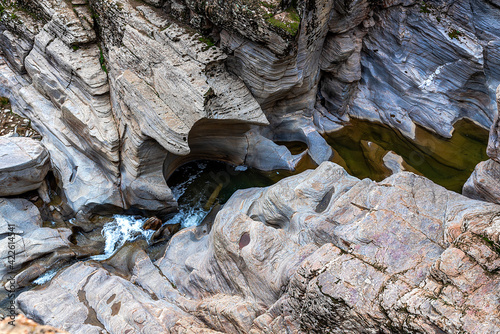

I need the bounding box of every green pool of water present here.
[167,118,488,226]
[325,118,489,193]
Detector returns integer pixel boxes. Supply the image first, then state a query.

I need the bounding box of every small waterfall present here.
[92,215,155,261]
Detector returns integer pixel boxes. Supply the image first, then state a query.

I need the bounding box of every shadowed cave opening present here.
[165,160,281,228]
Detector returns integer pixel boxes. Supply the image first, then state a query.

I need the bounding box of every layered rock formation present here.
[0,0,498,216]
[0,0,291,216]
[0,136,50,196]
[464,85,500,203]
[319,0,500,139]
[0,198,75,284]
[17,162,500,333]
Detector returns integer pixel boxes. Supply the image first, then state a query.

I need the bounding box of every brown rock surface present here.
[0,314,69,334]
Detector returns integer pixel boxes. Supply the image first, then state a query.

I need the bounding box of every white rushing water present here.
[92,215,155,261]
[33,268,59,285]
[168,161,210,228]
[90,162,212,261]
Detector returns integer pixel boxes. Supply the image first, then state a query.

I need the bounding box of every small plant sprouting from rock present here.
[266,6,300,37]
[72,45,80,51]
[198,36,215,51]
[448,29,462,40]
[98,46,108,74]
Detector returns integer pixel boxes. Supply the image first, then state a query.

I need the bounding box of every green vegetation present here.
[448,29,462,40]
[98,46,108,73]
[198,36,215,48]
[0,96,10,107]
[420,2,431,13]
[260,1,277,9]
[266,6,300,36]
[72,45,80,51]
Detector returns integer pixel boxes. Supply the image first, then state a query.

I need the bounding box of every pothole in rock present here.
[166,160,283,229]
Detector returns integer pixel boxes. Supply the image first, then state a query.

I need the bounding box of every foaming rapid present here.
[92,215,155,261]
[33,268,59,285]
[168,161,210,228]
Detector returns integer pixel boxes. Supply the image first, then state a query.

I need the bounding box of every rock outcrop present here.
[0,198,73,281]
[319,0,500,139]
[17,162,500,333]
[0,136,50,196]
[464,85,500,203]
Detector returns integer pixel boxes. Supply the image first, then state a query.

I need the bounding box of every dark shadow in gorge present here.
[163,119,253,180]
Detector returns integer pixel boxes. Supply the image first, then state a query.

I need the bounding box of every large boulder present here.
[0,137,50,196]
[17,162,500,333]
[0,198,73,281]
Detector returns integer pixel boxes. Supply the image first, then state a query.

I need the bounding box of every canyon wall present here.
[0,0,499,215]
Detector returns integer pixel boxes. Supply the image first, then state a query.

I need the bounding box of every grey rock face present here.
[0,0,298,215]
[465,85,500,204]
[1,0,497,216]
[464,159,500,204]
[0,137,50,196]
[320,0,500,139]
[0,198,72,278]
[17,162,500,333]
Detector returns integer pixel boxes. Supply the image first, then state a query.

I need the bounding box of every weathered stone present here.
[0,137,50,196]
[0,314,69,334]
[0,198,72,278]
[17,162,500,333]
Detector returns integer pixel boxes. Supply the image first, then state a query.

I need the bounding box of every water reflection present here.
[324,118,489,192]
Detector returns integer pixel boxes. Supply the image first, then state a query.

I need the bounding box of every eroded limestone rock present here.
[17,162,500,333]
[0,137,50,196]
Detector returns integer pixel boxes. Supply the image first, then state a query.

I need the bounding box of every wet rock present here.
[0,137,50,196]
[142,217,162,231]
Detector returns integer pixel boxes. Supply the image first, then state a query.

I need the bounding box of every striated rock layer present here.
[17,162,500,333]
[464,85,500,203]
[0,0,499,216]
[0,136,50,196]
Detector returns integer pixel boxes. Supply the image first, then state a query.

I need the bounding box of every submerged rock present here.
[0,137,50,197]
[17,162,500,333]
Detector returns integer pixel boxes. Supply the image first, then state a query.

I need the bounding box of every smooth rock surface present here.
[0,198,72,278]
[17,162,500,333]
[0,137,50,196]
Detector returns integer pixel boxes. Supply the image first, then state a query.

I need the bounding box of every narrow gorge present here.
[0,0,500,333]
